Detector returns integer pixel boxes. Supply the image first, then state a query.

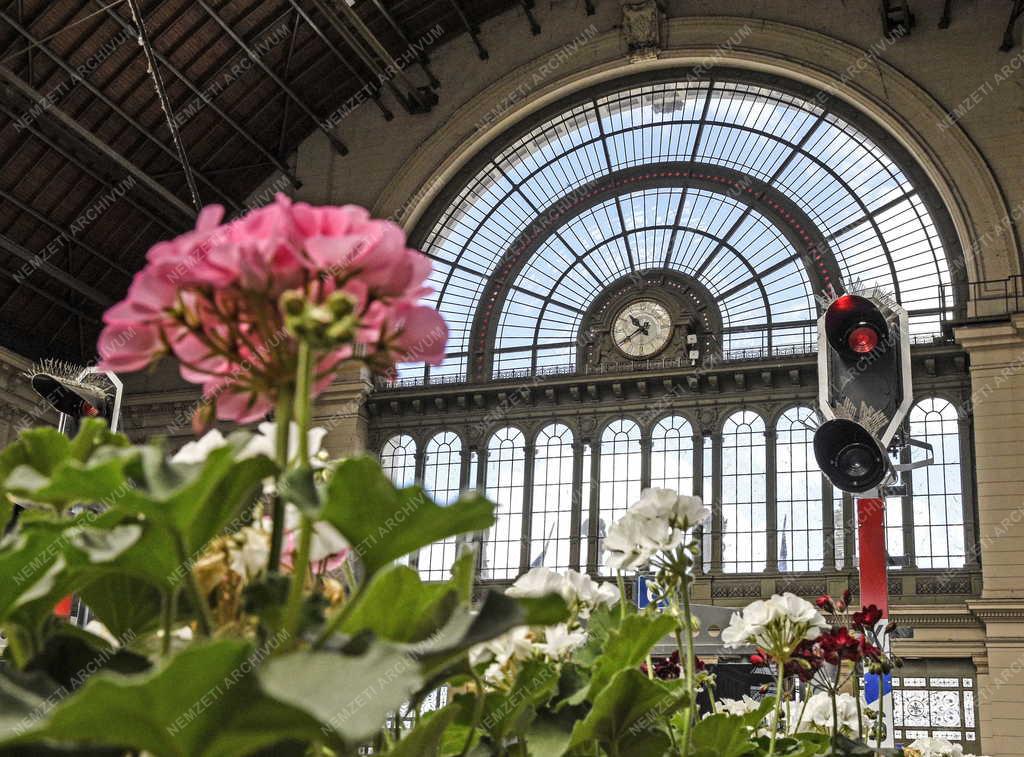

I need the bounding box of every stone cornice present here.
[967,598,1024,623]
[955,313,1024,356]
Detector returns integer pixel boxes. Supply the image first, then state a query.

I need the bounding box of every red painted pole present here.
[856,497,888,614]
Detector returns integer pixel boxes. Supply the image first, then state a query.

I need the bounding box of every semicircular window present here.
[409,72,962,383]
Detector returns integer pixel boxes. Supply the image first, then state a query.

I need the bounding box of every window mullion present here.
[765,428,778,572]
[901,440,916,568]
[692,432,705,577]
[640,430,652,489]
[958,414,980,568]
[586,441,601,575]
[822,476,837,571]
[710,431,723,574]
[570,440,584,571]
[520,442,537,574]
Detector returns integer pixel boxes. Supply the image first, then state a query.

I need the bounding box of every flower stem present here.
[768,661,786,757]
[616,571,626,620]
[160,589,177,656]
[853,668,864,740]
[293,340,314,463]
[267,387,294,573]
[668,585,697,756]
[175,532,213,637]
[459,670,486,757]
[282,513,313,644]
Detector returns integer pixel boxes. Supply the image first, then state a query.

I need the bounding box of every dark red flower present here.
[750,653,767,665]
[815,594,835,612]
[852,604,883,629]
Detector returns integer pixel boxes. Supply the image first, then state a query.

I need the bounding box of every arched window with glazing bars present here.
[419,431,462,580]
[483,427,526,580]
[722,411,767,573]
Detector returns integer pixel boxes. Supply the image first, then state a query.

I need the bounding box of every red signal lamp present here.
[847,324,880,354]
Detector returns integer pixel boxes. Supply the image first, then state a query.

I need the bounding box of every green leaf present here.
[1,640,336,757]
[449,546,476,605]
[385,706,459,757]
[67,418,130,461]
[76,573,166,640]
[690,712,760,757]
[523,710,576,757]
[19,428,71,476]
[341,564,459,644]
[24,628,151,691]
[480,657,559,743]
[321,457,495,575]
[567,669,687,754]
[579,613,677,702]
[278,466,321,515]
[259,644,423,744]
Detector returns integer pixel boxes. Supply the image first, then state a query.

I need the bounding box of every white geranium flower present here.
[906,737,965,757]
[469,626,535,669]
[227,526,271,579]
[171,429,228,463]
[242,421,328,465]
[507,567,619,617]
[721,612,756,647]
[564,569,620,611]
[591,579,621,608]
[803,692,868,736]
[631,488,711,528]
[630,488,680,520]
[507,567,566,600]
[724,594,829,651]
[537,623,587,659]
[604,512,683,570]
[767,592,827,629]
[717,695,762,717]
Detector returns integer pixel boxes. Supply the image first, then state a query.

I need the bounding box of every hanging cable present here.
[126,0,202,213]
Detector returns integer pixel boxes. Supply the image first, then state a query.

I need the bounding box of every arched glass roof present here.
[407,71,961,383]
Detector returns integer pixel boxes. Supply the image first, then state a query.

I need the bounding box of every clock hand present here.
[629,314,643,328]
[622,326,644,342]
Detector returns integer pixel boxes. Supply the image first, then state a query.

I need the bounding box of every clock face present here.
[612,300,673,358]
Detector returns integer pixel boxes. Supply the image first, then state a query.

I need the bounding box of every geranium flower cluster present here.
[905,736,968,757]
[603,488,710,570]
[473,567,619,687]
[97,195,447,422]
[505,566,620,615]
[722,592,829,662]
[786,691,871,737]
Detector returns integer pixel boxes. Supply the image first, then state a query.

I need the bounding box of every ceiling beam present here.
[0,233,113,308]
[195,0,349,155]
[0,100,176,237]
[99,2,302,190]
[0,265,100,325]
[0,64,197,224]
[330,0,437,113]
[282,0,394,120]
[447,0,488,60]
[367,0,440,88]
[0,187,133,280]
[0,11,239,214]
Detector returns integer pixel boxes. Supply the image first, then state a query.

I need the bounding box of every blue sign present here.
[635,575,668,610]
[863,673,892,705]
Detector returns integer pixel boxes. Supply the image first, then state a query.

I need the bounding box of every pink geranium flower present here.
[97,194,447,424]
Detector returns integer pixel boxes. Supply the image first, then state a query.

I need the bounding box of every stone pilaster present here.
[955,314,1024,756]
[314,363,373,457]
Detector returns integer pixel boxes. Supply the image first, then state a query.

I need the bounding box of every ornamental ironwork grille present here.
[892,661,979,752]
